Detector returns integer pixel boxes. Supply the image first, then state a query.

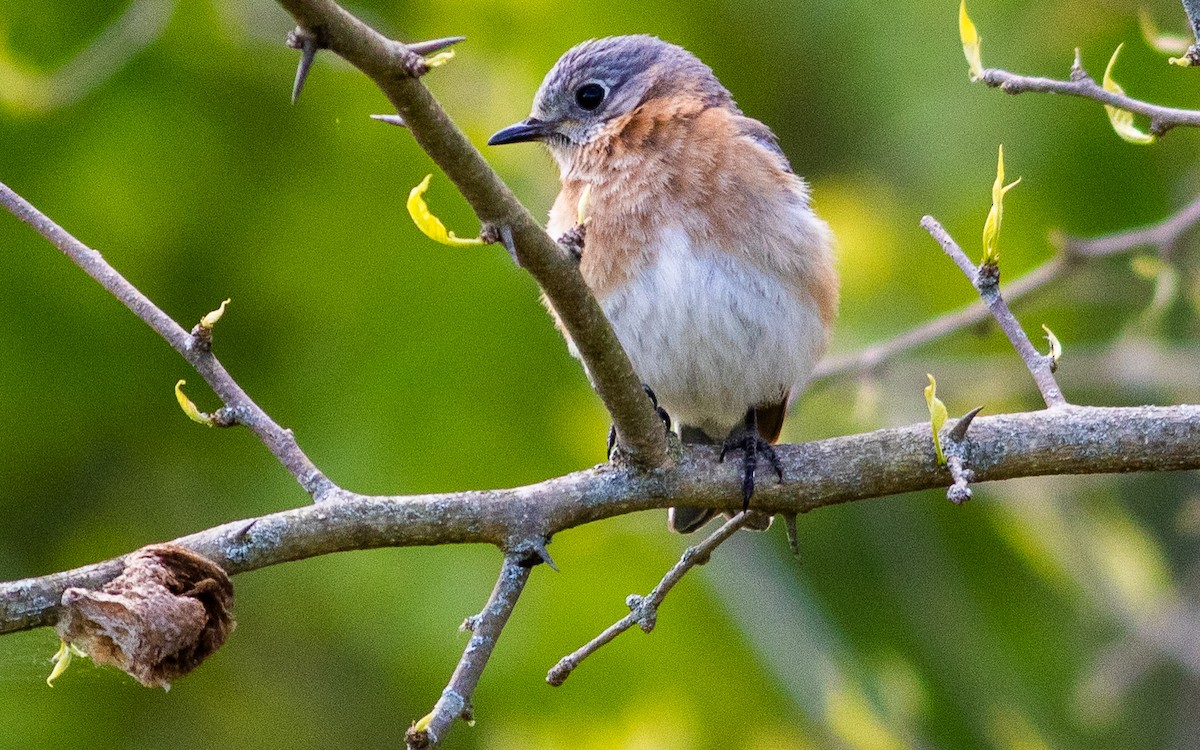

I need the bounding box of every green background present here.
[1,0,1198,747]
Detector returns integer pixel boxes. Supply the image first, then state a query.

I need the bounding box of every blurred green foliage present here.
[1,0,1198,748]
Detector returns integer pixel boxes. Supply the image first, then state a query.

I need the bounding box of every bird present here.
[488,35,838,533]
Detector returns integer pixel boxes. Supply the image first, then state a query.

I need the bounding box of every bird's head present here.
[488,35,733,166]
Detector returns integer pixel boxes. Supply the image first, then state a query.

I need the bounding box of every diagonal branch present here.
[406,554,532,749]
[921,216,1067,408]
[547,511,752,686]
[1185,0,1200,46]
[0,182,337,500]
[1062,194,1200,259]
[0,0,177,112]
[813,193,1200,383]
[271,0,668,468]
[812,257,1064,382]
[4,404,1198,636]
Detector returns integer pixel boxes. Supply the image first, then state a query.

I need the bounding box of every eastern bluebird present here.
[489,35,838,533]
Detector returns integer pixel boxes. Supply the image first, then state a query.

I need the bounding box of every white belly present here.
[598,228,825,439]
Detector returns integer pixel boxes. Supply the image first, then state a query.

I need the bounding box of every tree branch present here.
[271,0,668,468]
[812,257,1065,382]
[407,554,532,749]
[813,193,1200,383]
[0,181,337,500]
[1185,0,1200,45]
[0,0,177,112]
[981,61,1200,137]
[922,216,1067,408]
[4,404,1197,636]
[547,511,751,686]
[1062,194,1200,260]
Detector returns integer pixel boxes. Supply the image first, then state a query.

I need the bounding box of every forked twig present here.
[547,512,752,686]
[921,216,1067,409]
[407,554,532,749]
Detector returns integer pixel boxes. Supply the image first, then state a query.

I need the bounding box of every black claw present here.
[641,384,672,432]
[720,410,785,512]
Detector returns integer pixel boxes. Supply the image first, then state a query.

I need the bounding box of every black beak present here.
[488,118,554,146]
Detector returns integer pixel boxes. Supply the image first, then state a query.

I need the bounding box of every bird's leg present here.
[719,409,784,510]
[608,384,673,460]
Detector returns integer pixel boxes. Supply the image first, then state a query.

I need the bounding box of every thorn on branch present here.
[405,36,467,57]
[393,36,466,79]
[480,224,520,266]
[783,513,801,558]
[943,406,982,504]
[370,113,407,128]
[948,405,985,443]
[510,537,558,571]
[286,26,328,105]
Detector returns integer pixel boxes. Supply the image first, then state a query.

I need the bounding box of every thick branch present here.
[0,182,336,499]
[922,216,1067,408]
[4,404,1197,635]
[271,0,668,468]
[407,554,531,748]
[981,66,1200,136]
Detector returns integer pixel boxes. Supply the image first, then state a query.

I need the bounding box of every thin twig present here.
[813,195,1200,383]
[1062,194,1200,259]
[547,511,759,686]
[981,65,1200,137]
[407,554,532,749]
[0,182,337,500]
[2,404,1198,636]
[273,0,668,469]
[813,258,1064,382]
[0,0,177,112]
[921,216,1067,408]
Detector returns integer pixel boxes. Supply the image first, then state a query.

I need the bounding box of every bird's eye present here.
[575,83,606,111]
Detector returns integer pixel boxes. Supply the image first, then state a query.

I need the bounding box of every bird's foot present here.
[719,425,784,511]
[643,384,672,430]
[607,384,673,460]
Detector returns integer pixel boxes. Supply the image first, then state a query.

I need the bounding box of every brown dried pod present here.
[56,544,234,688]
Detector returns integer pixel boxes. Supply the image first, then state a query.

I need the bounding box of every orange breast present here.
[547,99,837,328]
